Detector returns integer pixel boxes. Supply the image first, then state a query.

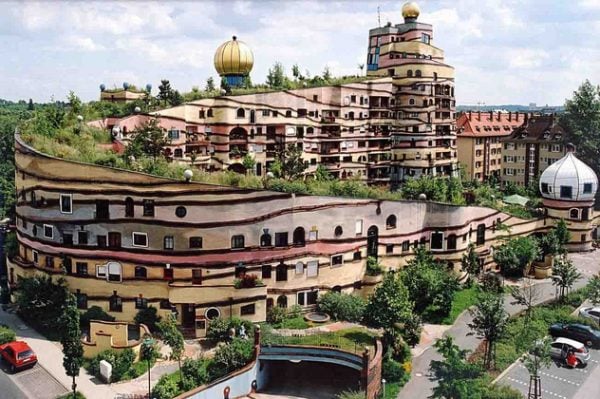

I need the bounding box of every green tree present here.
[208,338,254,379]
[561,80,600,178]
[273,144,307,180]
[134,306,162,333]
[314,164,333,181]
[508,278,542,323]
[291,64,302,81]
[364,272,413,329]
[553,219,571,252]
[521,337,552,399]
[587,274,600,306]
[493,236,540,277]
[552,256,582,301]
[157,315,185,384]
[205,77,216,92]
[322,66,332,82]
[67,91,83,117]
[317,291,366,322]
[125,118,167,160]
[157,79,173,106]
[242,154,256,174]
[60,294,84,399]
[461,243,481,286]
[27,99,34,111]
[170,90,183,106]
[266,62,287,89]
[468,292,509,370]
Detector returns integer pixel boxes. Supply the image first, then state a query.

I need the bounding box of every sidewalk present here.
[0,306,178,399]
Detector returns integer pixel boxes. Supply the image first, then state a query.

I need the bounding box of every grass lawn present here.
[422,286,479,325]
[263,327,378,354]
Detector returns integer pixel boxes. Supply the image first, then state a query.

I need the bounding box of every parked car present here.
[549,323,600,348]
[0,341,37,372]
[579,306,600,325]
[549,337,590,366]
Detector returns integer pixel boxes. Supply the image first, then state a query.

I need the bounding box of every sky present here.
[1,0,600,106]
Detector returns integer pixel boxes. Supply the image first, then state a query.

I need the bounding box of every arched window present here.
[229,127,247,140]
[293,227,306,246]
[277,295,288,308]
[134,266,147,278]
[207,108,213,117]
[409,98,415,105]
[569,208,580,219]
[109,292,122,312]
[415,70,422,78]
[386,215,397,229]
[125,197,134,217]
[260,232,272,247]
[285,110,292,117]
[107,261,122,282]
[407,70,413,78]
[476,223,486,245]
[236,108,245,118]
[276,263,288,281]
[447,234,457,250]
[423,100,428,107]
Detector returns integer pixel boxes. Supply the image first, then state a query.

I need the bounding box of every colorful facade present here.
[456,111,527,182]
[8,135,599,337]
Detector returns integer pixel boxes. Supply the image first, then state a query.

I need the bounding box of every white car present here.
[550,337,591,366]
[579,306,600,325]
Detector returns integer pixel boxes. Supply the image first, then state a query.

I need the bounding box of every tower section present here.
[367,2,457,185]
[214,36,254,88]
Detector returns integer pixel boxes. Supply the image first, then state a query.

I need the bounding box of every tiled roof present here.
[502,114,565,142]
[457,111,526,138]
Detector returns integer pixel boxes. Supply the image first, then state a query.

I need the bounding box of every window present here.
[60,194,72,214]
[431,232,444,250]
[107,262,122,282]
[236,108,245,118]
[189,269,202,285]
[415,70,422,78]
[409,98,415,105]
[189,236,203,248]
[199,110,205,118]
[207,108,213,117]
[331,255,343,267]
[175,206,187,218]
[260,232,272,247]
[560,186,572,199]
[570,208,580,219]
[76,262,88,276]
[261,265,272,279]
[355,219,363,235]
[306,260,318,277]
[135,296,148,309]
[43,224,53,239]
[96,200,109,220]
[32,250,39,265]
[164,236,174,250]
[476,224,486,245]
[541,183,549,194]
[108,232,121,248]
[231,235,245,249]
[109,293,122,312]
[163,268,174,280]
[143,199,155,217]
[241,303,255,316]
[76,291,88,309]
[135,266,147,278]
[132,232,148,247]
[386,215,397,229]
[206,307,220,320]
[334,226,343,237]
[407,70,413,78]
[584,183,593,194]
[168,130,180,140]
[276,263,288,281]
[45,256,54,269]
[297,290,318,306]
[386,244,394,254]
[447,234,457,250]
[293,227,305,246]
[125,197,134,217]
[160,300,172,310]
[275,232,288,247]
[402,240,410,252]
[295,262,304,275]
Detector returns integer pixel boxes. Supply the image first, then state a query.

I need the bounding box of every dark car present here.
[0,341,37,372]
[549,323,600,348]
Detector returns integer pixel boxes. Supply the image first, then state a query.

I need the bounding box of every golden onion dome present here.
[402,2,420,19]
[214,36,254,76]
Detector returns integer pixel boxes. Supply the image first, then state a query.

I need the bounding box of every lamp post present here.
[0,218,10,304]
[142,336,155,399]
[382,378,386,398]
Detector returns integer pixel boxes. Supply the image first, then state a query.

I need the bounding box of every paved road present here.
[0,365,27,399]
[398,251,600,399]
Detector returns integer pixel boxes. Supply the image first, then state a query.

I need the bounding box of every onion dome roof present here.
[539,148,598,201]
[402,2,420,19]
[214,36,254,76]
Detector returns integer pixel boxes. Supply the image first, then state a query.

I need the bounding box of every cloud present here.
[508,49,550,69]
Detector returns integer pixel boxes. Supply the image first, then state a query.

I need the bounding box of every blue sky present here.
[1,0,599,106]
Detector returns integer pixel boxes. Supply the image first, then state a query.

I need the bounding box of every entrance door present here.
[182,304,195,328]
[367,226,379,258]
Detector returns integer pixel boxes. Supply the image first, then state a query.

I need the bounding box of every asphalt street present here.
[0,366,27,399]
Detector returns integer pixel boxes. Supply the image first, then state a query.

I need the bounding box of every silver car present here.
[550,337,591,366]
[579,306,600,325]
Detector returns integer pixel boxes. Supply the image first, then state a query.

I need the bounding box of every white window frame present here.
[308,230,318,241]
[107,261,123,283]
[132,232,148,248]
[205,307,220,320]
[295,262,304,275]
[331,254,344,268]
[297,290,319,307]
[43,224,53,239]
[355,219,363,235]
[307,260,319,277]
[60,194,72,214]
[96,265,107,278]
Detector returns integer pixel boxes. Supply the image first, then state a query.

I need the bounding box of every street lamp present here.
[382,378,386,398]
[142,336,155,399]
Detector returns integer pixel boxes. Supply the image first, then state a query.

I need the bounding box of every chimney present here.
[551,112,556,125]
[516,112,520,122]
[468,111,472,120]
[477,111,481,121]
[497,111,501,121]
[509,111,512,121]
[489,110,493,121]
[524,113,529,124]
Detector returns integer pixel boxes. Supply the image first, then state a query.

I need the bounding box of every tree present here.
[364,272,413,329]
[521,337,552,399]
[157,315,185,384]
[314,164,333,181]
[266,62,286,89]
[60,294,84,399]
[493,236,540,277]
[208,338,254,379]
[27,99,34,111]
[322,66,332,82]
[157,79,173,106]
[125,118,167,160]
[242,154,256,174]
[317,291,366,322]
[468,292,509,370]
[170,90,183,106]
[552,256,582,301]
[508,277,542,323]
[291,64,302,81]
[134,306,162,332]
[587,274,600,307]
[272,144,307,180]
[461,243,481,286]
[205,77,216,92]
[561,80,600,180]
[553,219,571,252]
[357,63,364,76]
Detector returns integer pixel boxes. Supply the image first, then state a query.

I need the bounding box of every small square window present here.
[541,183,549,194]
[402,240,410,251]
[431,232,444,250]
[135,297,148,309]
[331,255,343,267]
[164,236,174,250]
[164,268,174,281]
[78,231,88,245]
[386,244,394,254]
[584,183,593,194]
[560,186,572,199]
[189,236,203,248]
[143,199,155,217]
[240,303,255,316]
[43,224,53,239]
[96,265,107,278]
[132,232,148,247]
[76,262,88,276]
[295,262,304,274]
[231,235,245,249]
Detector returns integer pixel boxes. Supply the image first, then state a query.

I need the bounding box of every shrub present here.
[181,357,210,389]
[0,325,16,345]
[152,373,182,399]
[86,348,136,382]
[208,338,254,379]
[80,306,115,329]
[366,256,383,276]
[266,306,287,325]
[206,317,254,342]
[234,274,262,288]
[336,390,366,399]
[480,273,503,294]
[399,313,422,347]
[287,304,303,319]
[382,355,410,386]
[134,306,162,333]
[317,292,366,322]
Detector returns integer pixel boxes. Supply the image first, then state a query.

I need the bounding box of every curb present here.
[492,354,524,384]
[35,362,71,393]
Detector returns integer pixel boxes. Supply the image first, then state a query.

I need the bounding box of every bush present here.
[366,256,383,276]
[287,304,303,319]
[181,357,210,389]
[0,325,16,345]
[80,306,115,328]
[152,373,182,399]
[266,306,287,325]
[233,274,262,288]
[382,355,410,386]
[480,273,504,294]
[336,390,366,399]
[266,305,308,328]
[134,306,162,333]
[317,292,366,322]
[86,349,136,382]
[206,317,254,342]
[208,338,254,380]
